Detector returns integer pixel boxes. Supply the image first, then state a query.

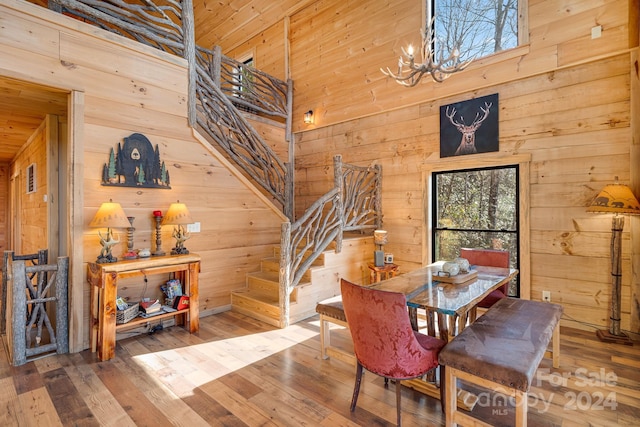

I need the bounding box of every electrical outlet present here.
[542,291,551,302]
[187,222,200,233]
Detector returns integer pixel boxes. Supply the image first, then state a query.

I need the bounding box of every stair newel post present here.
[284,78,294,222]
[284,162,294,222]
[181,0,197,128]
[212,46,222,87]
[279,221,292,328]
[334,155,344,253]
[374,164,383,230]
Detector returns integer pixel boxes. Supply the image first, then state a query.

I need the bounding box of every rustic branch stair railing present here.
[45,0,382,327]
[194,46,294,219]
[11,257,69,366]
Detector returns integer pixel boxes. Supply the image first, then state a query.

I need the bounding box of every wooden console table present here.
[87,254,200,361]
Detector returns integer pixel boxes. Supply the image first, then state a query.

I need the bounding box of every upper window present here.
[434,0,520,62]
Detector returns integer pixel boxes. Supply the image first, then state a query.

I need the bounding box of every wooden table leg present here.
[98,272,117,361]
[187,261,200,333]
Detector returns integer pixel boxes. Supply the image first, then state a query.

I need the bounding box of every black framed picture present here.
[439,93,499,158]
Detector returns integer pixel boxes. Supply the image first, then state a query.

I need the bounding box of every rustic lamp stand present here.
[587,178,640,345]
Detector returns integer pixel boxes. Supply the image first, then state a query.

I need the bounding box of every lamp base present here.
[171,247,189,255]
[96,254,118,264]
[596,329,633,346]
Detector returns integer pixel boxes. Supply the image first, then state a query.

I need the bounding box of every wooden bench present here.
[315,295,355,366]
[438,298,562,427]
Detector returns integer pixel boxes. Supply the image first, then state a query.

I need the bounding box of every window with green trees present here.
[432,165,519,295]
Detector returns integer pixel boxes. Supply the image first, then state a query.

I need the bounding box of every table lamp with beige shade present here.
[587,177,640,345]
[373,230,388,267]
[89,200,131,264]
[162,201,194,255]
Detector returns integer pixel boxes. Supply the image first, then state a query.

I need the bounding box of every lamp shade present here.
[374,229,388,245]
[162,202,193,225]
[587,182,640,215]
[89,201,131,229]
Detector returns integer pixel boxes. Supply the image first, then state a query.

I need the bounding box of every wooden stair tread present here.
[232,289,279,305]
[247,270,279,282]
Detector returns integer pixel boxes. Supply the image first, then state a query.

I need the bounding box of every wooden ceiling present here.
[0,76,68,163]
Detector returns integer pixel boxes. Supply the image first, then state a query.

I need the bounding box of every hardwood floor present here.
[1,310,639,426]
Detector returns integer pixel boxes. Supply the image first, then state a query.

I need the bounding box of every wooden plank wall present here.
[10,119,48,255]
[285,0,638,334]
[0,0,284,351]
[0,162,8,254]
[196,0,638,334]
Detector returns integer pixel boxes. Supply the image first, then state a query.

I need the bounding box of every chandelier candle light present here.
[587,177,640,345]
[380,1,472,86]
[162,201,194,255]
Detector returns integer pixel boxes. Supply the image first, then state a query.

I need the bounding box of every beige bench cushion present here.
[438,298,562,392]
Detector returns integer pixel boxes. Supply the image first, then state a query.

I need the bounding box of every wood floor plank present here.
[199,380,279,426]
[16,386,63,427]
[91,360,175,427]
[42,367,99,426]
[62,353,136,427]
[0,376,26,426]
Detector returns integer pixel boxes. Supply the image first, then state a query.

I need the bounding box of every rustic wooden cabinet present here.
[87,254,200,361]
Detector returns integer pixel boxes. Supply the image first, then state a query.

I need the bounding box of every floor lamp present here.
[587,178,640,345]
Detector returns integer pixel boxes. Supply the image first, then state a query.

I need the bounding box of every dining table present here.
[367,262,519,408]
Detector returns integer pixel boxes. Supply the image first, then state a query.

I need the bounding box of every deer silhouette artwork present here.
[446,102,493,156]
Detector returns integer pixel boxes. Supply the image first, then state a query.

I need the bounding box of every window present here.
[432,165,520,295]
[434,0,521,62]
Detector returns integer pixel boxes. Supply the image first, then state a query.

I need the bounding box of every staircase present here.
[53,0,382,328]
[231,235,373,327]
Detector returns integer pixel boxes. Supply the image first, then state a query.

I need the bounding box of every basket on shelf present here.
[116,302,140,324]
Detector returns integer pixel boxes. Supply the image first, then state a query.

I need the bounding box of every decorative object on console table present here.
[162,201,193,255]
[373,229,388,267]
[89,200,131,264]
[152,210,166,256]
[587,177,640,345]
[123,216,137,260]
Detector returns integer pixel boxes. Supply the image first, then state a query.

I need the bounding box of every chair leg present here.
[350,362,364,412]
[395,379,402,426]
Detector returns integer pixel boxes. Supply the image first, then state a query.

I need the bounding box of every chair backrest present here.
[460,248,510,295]
[460,248,509,268]
[340,278,440,379]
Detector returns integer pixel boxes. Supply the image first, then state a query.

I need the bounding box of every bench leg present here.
[552,323,560,368]
[320,315,330,359]
[444,365,457,427]
[515,389,527,427]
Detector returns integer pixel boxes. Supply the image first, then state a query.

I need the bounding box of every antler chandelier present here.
[381,5,472,86]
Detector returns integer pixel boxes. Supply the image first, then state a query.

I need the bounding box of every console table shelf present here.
[87,254,200,361]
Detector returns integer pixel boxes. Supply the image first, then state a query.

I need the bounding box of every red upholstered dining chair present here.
[340,278,446,426]
[460,247,510,309]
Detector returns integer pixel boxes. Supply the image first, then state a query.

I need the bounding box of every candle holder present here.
[123,216,138,260]
[152,211,166,256]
